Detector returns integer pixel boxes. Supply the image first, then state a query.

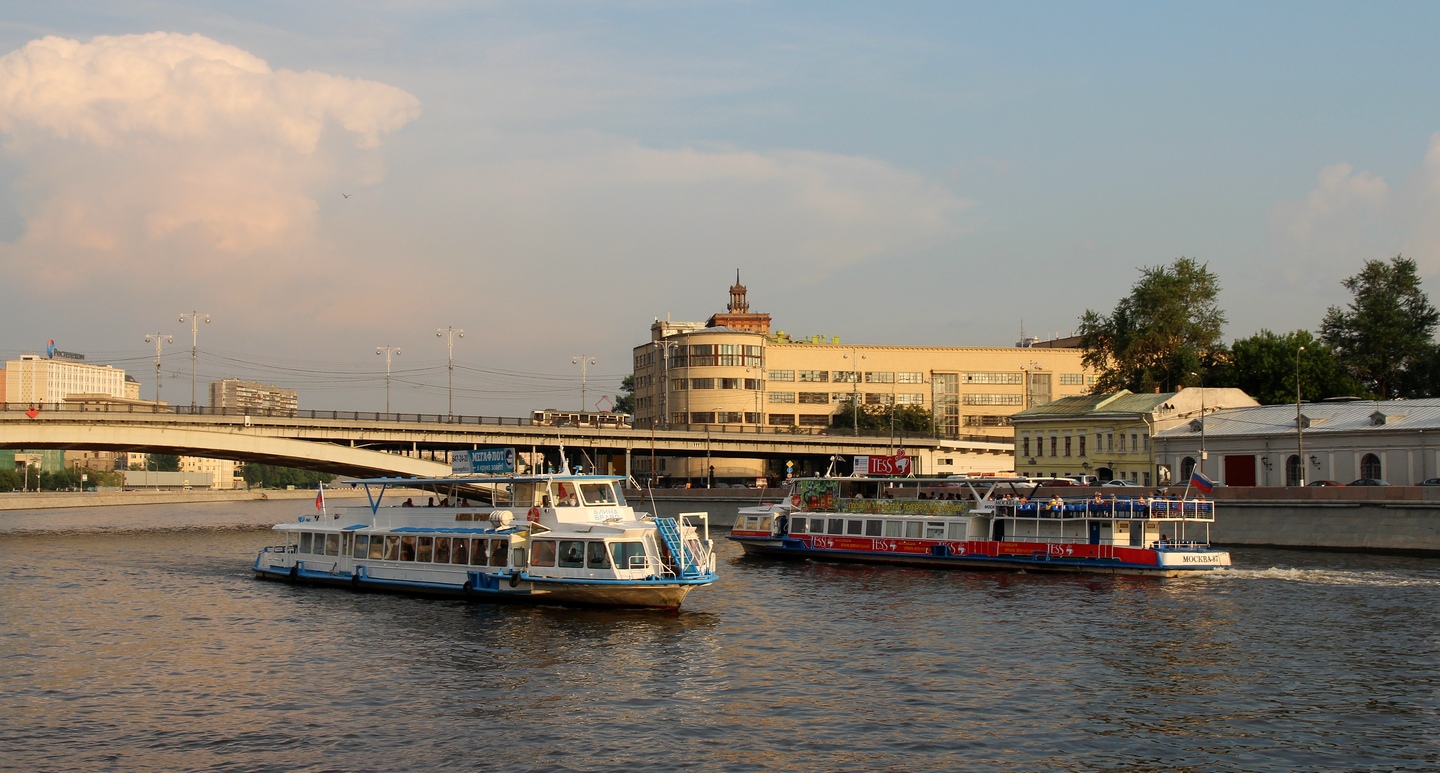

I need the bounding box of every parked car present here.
[1348,478,1391,486]
[1101,479,1138,487]
[1307,480,1344,487]
[1420,478,1440,487]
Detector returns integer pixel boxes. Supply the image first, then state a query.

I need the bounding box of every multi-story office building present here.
[4,354,126,407]
[631,277,1094,481]
[210,379,299,413]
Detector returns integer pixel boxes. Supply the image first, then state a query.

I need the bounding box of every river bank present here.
[0,487,374,511]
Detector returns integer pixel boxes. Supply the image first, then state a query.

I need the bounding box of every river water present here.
[2,501,1437,772]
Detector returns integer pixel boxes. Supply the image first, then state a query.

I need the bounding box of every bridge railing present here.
[0,402,1002,442]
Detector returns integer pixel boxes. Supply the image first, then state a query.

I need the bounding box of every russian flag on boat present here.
[1189,470,1214,494]
[315,485,325,510]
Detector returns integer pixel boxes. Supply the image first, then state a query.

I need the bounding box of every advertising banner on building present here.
[451,448,516,475]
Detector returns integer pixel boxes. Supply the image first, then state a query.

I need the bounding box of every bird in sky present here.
[342,193,350,198]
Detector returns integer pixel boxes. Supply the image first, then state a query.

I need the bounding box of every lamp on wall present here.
[1310,455,1320,468]
[1261,457,1272,470]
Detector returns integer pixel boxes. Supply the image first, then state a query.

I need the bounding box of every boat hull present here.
[253,562,705,610]
[730,536,1228,578]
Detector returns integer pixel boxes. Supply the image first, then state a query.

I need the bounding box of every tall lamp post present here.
[377,345,401,414]
[1190,371,1206,476]
[436,326,464,418]
[144,333,173,405]
[1296,345,1306,486]
[572,355,596,411]
[178,311,210,409]
[843,350,866,436]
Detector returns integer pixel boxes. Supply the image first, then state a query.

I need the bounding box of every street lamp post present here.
[1190,371,1206,476]
[843,350,865,437]
[178,311,210,409]
[144,333,173,405]
[376,345,401,414]
[572,356,596,411]
[436,326,464,418]
[1296,345,1306,487]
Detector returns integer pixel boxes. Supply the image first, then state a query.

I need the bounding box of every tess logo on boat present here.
[854,450,911,476]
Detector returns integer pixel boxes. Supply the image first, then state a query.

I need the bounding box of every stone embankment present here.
[0,487,373,511]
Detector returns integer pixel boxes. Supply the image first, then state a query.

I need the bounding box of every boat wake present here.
[1202,566,1440,588]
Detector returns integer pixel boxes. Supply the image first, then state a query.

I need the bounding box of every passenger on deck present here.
[1092,492,1104,505]
[1157,534,1169,549]
[427,497,436,507]
[439,497,450,507]
[402,498,414,507]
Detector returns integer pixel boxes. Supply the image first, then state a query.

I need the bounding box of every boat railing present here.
[995,498,1215,521]
[833,499,974,517]
[626,554,672,578]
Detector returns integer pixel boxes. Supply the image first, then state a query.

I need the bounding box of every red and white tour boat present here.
[728,475,1230,577]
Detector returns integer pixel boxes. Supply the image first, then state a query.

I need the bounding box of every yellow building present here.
[631,276,1094,481]
[1009,388,1258,486]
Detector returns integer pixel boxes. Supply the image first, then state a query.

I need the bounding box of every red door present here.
[1223,455,1256,487]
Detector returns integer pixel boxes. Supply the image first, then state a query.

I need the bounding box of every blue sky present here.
[0,2,1437,413]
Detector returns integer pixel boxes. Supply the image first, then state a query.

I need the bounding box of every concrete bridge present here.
[0,404,1012,479]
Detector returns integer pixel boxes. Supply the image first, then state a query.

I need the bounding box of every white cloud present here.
[1266,162,1391,283]
[0,32,420,295]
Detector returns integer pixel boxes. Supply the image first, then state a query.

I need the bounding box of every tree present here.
[1078,257,1227,393]
[1210,329,1361,404]
[830,401,934,435]
[1320,255,1440,399]
[242,463,337,489]
[613,375,635,415]
[149,454,180,471]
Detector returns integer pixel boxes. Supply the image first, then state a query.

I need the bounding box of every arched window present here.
[1360,453,1382,480]
[1285,455,1302,487]
[1180,456,1196,481]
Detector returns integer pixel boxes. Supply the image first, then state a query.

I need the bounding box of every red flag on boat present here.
[1189,470,1214,494]
[315,486,325,510]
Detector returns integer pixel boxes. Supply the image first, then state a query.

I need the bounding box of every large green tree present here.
[613,374,636,415]
[1320,255,1439,398]
[242,463,337,489]
[1078,257,1227,393]
[830,401,934,435]
[1210,329,1361,404]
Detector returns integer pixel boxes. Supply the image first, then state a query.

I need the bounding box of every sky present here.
[1,2,1438,414]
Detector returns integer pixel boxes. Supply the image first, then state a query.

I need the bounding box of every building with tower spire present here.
[705,271,771,333]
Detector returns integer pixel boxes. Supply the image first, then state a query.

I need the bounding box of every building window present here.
[962,372,1023,385]
[691,378,715,389]
[719,378,741,389]
[1078,436,1086,456]
[769,370,795,382]
[864,372,894,384]
[1285,455,1302,486]
[1361,453,1382,479]
[1107,433,1114,452]
[1059,374,1085,385]
[769,392,796,403]
[798,370,829,382]
[963,415,1007,427]
[864,393,892,405]
[1022,436,1030,457]
[832,371,859,383]
[798,414,830,427]
[1180,456,1196,480]
[897,372,924,384]
[671,379,687,391]
[690,412,715,424]
[1130,433,1138,452]
[670,412,687,425]
[896,393,924,405]
[962,393,1024,406]
[1049,436,1058,457]
[769,414,796,426]
[744,412,760,424]
[1064,437,1072,457]
[798,392,829,404]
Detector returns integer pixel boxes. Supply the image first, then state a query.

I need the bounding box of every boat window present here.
[579,483,616,506]
[451,538,468,565]
[553,483,579,507]
[558,540,586,568]
[435,537,452,564]
[747,516,762,531]
[947,522,966,540]
[510,482,538,508]
[368,535,385,560]
[611,541,647,570]
[353,535,369,559]
[882,521,902,538]
[532,540,557,567]
[299,532,313,553]
[492,540,510,566]
[587,541,611,569]
[904,522,922,539]
[790,517,808,534]
[399,536,417,561]
[467,539,486,566]
[865,520,883,536]
[383,535,400,560]
[325,534,340,556]
[826,518,844,535]
[926,523,945,539]
[846,520,863,535]
[417,537,434,562]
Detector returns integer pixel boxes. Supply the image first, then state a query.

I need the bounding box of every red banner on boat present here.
[854,449,911,476]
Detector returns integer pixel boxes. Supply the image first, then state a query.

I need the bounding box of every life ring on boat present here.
[527,506,541,523]
[508,571,522,588]
[789,494,801,508]
[288,564,298,583]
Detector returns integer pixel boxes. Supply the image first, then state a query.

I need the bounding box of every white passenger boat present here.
[729,476,1230,577]
[253,474,717,609]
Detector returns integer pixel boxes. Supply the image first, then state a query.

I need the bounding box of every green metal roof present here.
[1011,390,1177,420]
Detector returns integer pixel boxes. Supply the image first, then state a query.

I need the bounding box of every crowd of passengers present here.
[294,531,509,566]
